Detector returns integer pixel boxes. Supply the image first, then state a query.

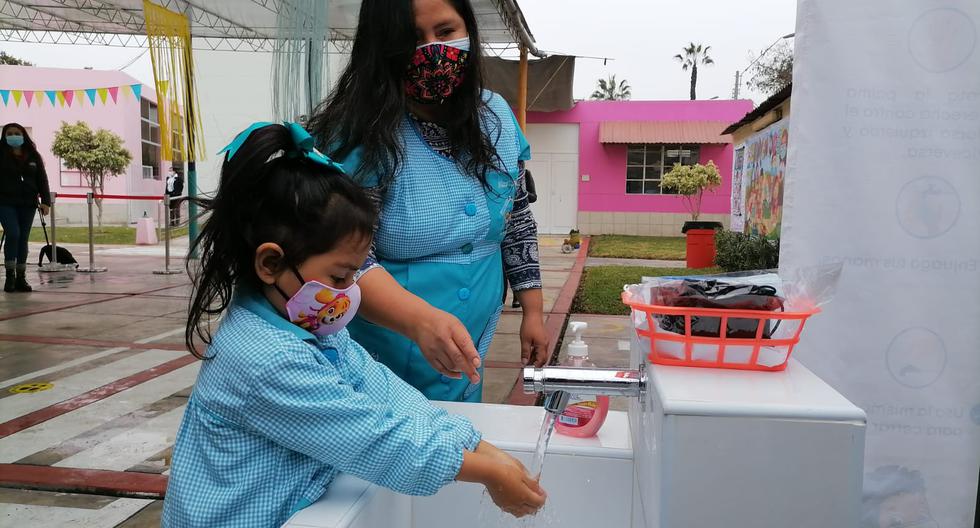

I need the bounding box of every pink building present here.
[525,99,753,235]
[0,65,172,225]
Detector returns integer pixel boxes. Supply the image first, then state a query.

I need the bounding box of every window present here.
[140,98,161,180]
[625,144,701,194]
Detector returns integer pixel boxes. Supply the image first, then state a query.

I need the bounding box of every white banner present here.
[783,2,979,528]
[730,145,746,233]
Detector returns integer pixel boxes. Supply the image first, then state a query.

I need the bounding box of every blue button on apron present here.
[457,287,471,300]
[461,243,473,254]
[464,203,477,216]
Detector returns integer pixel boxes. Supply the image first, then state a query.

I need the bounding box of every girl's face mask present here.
[405,36,471,105]
[276,267,361,337]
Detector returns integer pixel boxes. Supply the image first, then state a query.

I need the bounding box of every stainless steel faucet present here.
[524,365,645,415]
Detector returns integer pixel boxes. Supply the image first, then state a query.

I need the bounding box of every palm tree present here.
[674,43,714,100]
[590,74,632,100]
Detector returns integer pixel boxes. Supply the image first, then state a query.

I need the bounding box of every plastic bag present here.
[624,264,844,368]
[654,280,784,339]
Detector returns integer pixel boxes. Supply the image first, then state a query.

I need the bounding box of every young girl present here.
[162,123,546,527]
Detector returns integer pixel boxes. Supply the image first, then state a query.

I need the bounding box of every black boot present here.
[4,269,14,293]
[14,267,32,293]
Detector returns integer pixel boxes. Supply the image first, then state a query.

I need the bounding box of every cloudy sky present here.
[1,0,797,105]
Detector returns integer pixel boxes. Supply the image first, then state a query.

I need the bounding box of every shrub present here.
[714,230,780,271]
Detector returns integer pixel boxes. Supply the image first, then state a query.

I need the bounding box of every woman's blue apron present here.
[345,92,530,402]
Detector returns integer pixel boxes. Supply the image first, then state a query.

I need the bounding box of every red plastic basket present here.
[622,291,820,372]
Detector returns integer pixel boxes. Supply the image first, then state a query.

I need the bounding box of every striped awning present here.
[599,121,733,144]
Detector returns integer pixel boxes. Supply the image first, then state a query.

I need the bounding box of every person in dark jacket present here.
[0,123,51,293]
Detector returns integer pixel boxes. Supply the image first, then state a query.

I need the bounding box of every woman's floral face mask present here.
[404,37,470,105]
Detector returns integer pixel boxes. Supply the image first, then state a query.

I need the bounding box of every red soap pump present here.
[554,321,610,438]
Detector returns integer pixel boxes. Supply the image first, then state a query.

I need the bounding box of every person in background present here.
[0,123,50,293]
[165,165,184,227]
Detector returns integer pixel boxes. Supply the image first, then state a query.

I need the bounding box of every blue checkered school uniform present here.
[341,91,532,402]
[161,289,481,528]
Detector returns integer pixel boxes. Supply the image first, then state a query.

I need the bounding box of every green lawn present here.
[588,235,686,260]
[0,226,189,245]
[572,265,722,315]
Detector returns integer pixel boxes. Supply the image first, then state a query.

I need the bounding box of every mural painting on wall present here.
[730,146,746,233]
[742,119,789,238]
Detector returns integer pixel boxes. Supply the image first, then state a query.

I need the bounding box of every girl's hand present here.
[411,306,481,384]
[458,442,547,518]
[478,443,547,517]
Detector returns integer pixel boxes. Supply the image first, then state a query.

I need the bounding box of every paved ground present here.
[0,233,673,526]
[0,235,594,526]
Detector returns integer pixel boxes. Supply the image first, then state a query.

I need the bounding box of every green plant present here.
[590,74,631,101]
[714,230,780,272]
[51,121,132,227]
[673,42,713,100]
[660,161,721,221]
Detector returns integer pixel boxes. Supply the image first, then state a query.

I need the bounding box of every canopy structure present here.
[1,0,552,246]
[0,0,543,55]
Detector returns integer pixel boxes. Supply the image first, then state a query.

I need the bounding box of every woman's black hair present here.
[186,124,376,358]
[1,123,42,164]
[308,0,502,190]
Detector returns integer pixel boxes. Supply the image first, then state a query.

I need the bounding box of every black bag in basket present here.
[657,280,784,339]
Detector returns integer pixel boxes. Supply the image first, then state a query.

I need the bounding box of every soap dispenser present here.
[554,321,611,437]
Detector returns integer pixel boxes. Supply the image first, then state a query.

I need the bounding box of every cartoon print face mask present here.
[276,267,361,337]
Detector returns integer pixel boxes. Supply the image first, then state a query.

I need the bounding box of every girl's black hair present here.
[186,124,376,358]
[308,0,502,190]
[1,123,42,164]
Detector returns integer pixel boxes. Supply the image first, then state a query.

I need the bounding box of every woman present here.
[0,123,50,293]
[309,0,549,402]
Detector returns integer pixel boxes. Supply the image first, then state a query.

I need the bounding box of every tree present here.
[590,74,631,101]
[660,161,721,221]
[0,51,33,66]
[52,122,132,227]
[673,43,714,100]
[746,41,793,96]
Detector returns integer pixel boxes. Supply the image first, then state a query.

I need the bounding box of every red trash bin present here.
[685,229,716,269]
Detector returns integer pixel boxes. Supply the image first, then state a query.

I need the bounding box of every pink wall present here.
[528,99,754,214]
[0,66,164,204]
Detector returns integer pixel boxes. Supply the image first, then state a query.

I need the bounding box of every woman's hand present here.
[356,268,481,383]
[516,289,550,367]
[410,305,482,384]
[38,204,50,216]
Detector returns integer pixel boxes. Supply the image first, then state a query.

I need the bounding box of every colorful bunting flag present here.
[0,83,145,108]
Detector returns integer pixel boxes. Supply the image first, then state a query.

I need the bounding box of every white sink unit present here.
[284,402,634,528]
[285,349,866,528]
[629,332,867,528]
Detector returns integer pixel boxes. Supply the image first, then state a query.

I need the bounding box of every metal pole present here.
[77,192,107,273]
[154,194,181,275]
[733,70,741,99]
